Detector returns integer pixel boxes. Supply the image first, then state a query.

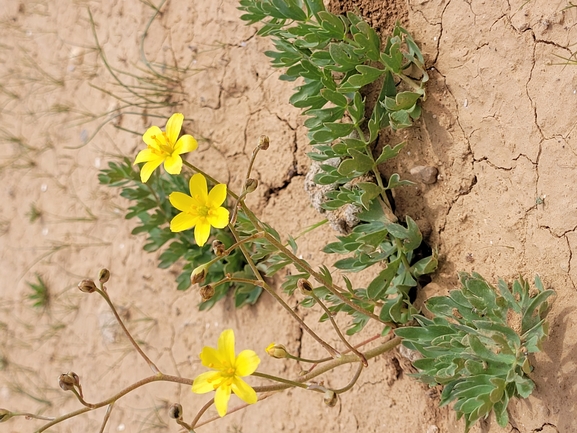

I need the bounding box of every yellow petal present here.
[199,346,227,370]
[165,113,184,144]
[169,192,193,212]
[208,184,228,207]
[134,148,155,164]
[214,383,232,417]
[163,154,183,175]
[189,173,208,200]
[217,329,236,367]
[174,134,198,154]
[235,350,260,376]
[231,377,257,405]
[192,371,221,394]
[140,158,164,183]
[170,212,198,232]
[194,220,211,246]
[207,207,230,229]
[143,125,166,150]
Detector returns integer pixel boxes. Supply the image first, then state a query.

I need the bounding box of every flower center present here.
[150,133,174,155]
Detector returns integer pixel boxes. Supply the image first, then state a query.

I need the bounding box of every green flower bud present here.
[98,268,110,284]
[265,343,289,359]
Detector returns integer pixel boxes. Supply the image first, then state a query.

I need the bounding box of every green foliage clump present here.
[26,273,51,310]
[239,0,436,330]
[98,158,260,309]
[395,273,555,431]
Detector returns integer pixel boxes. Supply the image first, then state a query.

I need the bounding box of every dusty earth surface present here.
[0,0,576,432]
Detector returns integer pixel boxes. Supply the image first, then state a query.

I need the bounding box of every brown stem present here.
[96,287,160,374]
[308,289,368,366]
[36,374,192,432]
[229,226,341,359]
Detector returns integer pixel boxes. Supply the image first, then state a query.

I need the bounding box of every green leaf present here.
[352,21,381,61]
[321,88,348,107]
[367,259,401,300]
[380,40,403,73]
[385,173,413,190]
[317,11,346,39]
[328,42,361,72]
[375,142,405,165]
[347,92,365,124]
[271,0,308,21]
[345,65,384,88]
[383,91,423,111]
[338,149,374,176]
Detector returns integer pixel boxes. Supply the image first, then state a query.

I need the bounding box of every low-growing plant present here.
[26,273,51,310]
[396,273,555,431]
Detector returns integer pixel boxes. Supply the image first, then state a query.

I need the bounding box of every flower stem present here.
[263,232,391,327]
[251,372,310,390]
[307,289,368,366]
[229,226,341,359]
[36,374,192,432]
[95,287,161,375]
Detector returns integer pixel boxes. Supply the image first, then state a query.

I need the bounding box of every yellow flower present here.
[134,113,198,183]
[169,173,230,246]
[192,329,260,417]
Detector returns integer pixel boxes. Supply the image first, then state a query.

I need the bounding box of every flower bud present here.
[265,343,289,359]
[78,279,97,293]
[212,240,226,257]
[244,178,258,194]
[323,390,338,407]
[98,268,110,284]
[168,403,182,420]
[297,278,313,295]
[190,264,208,285]
[0,409,12,423]
[200,284,215,302]
[258,135,270,150]
[58,373,76,391]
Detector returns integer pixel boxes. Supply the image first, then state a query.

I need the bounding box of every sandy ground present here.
[0,0,576,432]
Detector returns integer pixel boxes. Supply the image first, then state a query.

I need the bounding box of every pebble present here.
[409,166,438,184]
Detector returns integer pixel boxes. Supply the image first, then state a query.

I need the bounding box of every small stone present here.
[426,426,439,433]
[410,166,438,184]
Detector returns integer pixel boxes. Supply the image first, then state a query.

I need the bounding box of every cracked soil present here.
[0,0,576,432]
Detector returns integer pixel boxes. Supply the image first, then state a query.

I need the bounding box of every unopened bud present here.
[58,373,76,392]
[258,135,270,150]
[212,240,226,257]
[98,268,110,284]
[168,403,182,420]
[0,409,12,423]
[265,343,289,359]
[297,278,313,294]
[78,279,97,293]
[244,178,259,194]
[323,390,338,407]
[200,284,215,302]
[190,264,208,285]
